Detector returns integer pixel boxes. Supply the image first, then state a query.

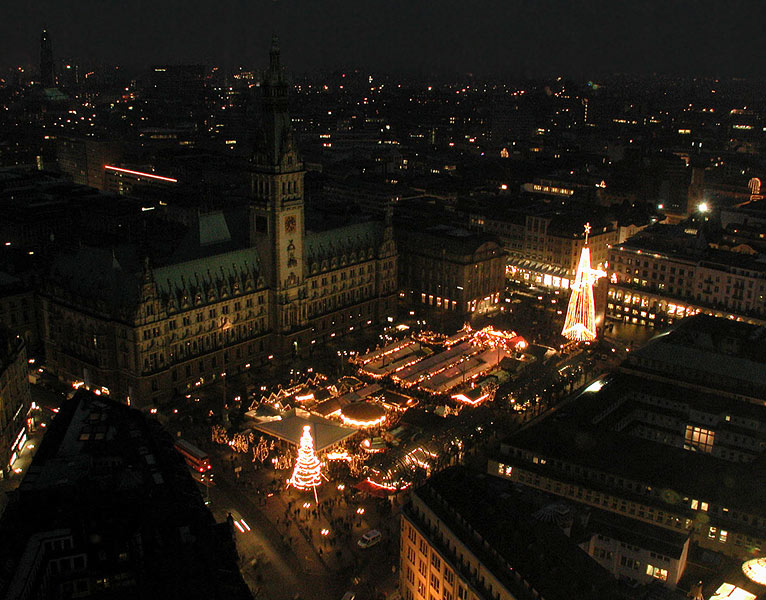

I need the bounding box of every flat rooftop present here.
[246,408,356,452]
[410,466,621,600]
[501,376,766,517]
[617,223,766,272]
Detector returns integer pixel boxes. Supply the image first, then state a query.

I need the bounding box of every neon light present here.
[104,165,178,183]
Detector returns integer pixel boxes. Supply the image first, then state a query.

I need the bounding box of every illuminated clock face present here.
[285,216,296,233]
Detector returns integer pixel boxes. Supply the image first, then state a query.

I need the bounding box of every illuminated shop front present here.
[506,261,571,290]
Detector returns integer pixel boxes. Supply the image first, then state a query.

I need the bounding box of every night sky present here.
[1,0,764,78]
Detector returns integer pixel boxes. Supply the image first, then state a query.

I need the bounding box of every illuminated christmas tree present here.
[562,224,606,342]
[289,425,323,499]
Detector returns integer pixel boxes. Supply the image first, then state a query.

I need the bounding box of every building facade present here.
[39,40,397,408]
[0,278,38,351]
[579,510,690,588]
[397,226,504,315]
[0,330,31,477]
[471,206,617,291]
[606,224,766,328]
[56,136,123,190]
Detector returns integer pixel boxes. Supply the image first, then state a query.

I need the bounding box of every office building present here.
[56,137,123,190]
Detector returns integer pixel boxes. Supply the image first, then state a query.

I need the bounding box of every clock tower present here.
[249,36,307,336]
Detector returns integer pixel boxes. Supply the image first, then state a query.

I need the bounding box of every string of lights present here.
[562,224,606,342]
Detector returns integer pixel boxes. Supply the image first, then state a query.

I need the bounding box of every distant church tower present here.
[40,29,55,88]
[249,36,307,336]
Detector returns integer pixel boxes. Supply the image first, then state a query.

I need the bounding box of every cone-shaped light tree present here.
[562,224,606,342]
[289,425,323,494]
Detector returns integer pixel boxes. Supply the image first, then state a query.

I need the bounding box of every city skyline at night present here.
[1,1,765,78]
[1,5,765,600]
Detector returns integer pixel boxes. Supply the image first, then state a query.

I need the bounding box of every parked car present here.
[357,529,382,548]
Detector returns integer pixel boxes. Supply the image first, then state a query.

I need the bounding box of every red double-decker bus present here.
[174,438,212,474]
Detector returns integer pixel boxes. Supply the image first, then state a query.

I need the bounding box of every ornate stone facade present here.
[40,40,397,408]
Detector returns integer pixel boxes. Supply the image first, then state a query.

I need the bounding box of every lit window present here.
[646,564,668,581]
[701,502,709,512]
[691,499,699,510]
[685,425,715,453]
[719,530,728,543]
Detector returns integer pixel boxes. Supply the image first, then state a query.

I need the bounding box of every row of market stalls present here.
[355,325,529,404]
[235,325,531,495]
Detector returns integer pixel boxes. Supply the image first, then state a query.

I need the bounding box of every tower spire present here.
[253,34,296,168]
[40,28,55,88]
[269,34,281,74]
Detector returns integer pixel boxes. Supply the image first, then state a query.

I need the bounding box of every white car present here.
[357,529,382,548]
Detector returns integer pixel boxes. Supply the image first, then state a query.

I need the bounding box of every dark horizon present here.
[1,0,765,79]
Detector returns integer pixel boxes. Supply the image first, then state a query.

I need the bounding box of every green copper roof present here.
[305,221,381,263]
[154,246,262,296]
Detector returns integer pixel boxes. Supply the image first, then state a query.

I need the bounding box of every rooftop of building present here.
[589,371,766,426]
[626,314,766,396]
[500,373,766,517]
[0,390,251,599]
[585,506,690,559]
[47,206,261,312]
[245,407,356,452]
[304,216,385,265]
[616,222,766,272]
[470,196,620,237]
[409,466,622,600]
[396,223,501,257]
